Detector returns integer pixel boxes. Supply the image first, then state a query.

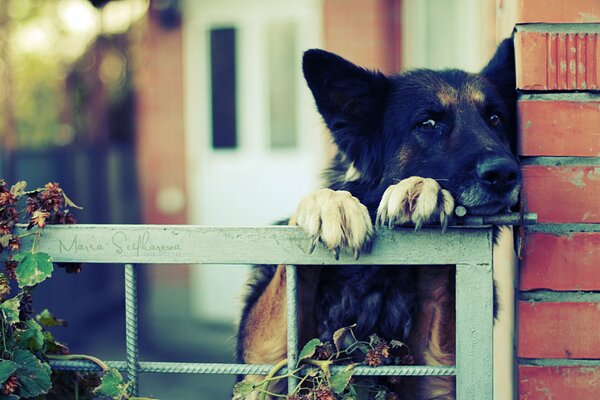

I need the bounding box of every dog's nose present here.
[477,156,519,193]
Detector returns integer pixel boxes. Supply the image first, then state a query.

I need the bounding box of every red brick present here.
[515,30,600,91]
[521,232,600,290]
[518,302,600,358]
[522,165,600,223]
[515,0,600,23]
[518,99,600,156]
[519,366,600,399]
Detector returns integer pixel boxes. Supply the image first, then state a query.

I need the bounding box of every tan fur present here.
[376,177,454,228]
[409,266,456,400]
[437,86,458,107]
[242,265,288,365]
[293,188,373,255]
[463,81,485,104]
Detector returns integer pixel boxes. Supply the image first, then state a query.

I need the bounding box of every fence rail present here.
[15,214,536,399]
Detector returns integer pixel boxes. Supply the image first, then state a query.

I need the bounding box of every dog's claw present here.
[333,247,340,260]
[308,237,318,254]
[376,177,455,232]
[441,212,449,233]
[292,188,374,260]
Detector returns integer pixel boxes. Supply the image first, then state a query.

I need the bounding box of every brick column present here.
[514,1,600,398]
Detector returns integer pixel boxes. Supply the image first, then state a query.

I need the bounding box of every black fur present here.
[237,38,519,370]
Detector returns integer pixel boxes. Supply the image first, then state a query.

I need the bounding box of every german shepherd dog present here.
[236,38,519,399]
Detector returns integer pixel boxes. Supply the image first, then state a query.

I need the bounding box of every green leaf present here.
[94,368,130,398]
[19,320,45,352]
[329,369,353,394]
[347,384,370,400]
[232,381,255,399]
[0,360,19,385]
[298,338,321,362]
[43,331,69,355]
[36,309,66,327]
[13,349,51,398]
[15,252,53,288]
[0,297,21,325]
[0,394,20,400]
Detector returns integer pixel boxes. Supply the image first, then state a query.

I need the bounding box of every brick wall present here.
[514,1,600,398]
[323,0,401,73]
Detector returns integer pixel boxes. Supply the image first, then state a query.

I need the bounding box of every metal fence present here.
[19,214,534,399]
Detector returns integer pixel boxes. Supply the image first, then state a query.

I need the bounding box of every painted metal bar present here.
[36,224,497,397]
[285,265,299,393]
[520,290,600,302]
[456,261,494,399]
[124,264,139,396]
[49,360,456,376]
[11,225,492,265]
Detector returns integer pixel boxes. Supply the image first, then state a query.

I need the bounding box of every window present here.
[267,21,298,149]
[210,27,238,149]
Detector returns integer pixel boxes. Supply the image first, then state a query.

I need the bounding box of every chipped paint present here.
[570,169,586,187]
[587,167,600,180]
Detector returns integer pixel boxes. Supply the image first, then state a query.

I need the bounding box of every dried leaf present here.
[62,192,83,210]
[333,324,355,357]
[0,235,12,248]
[9,181,27,197]
[36,309,67,327]
[232,381,255,399]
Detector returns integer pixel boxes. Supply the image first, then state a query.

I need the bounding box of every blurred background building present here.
[0,0,515,398]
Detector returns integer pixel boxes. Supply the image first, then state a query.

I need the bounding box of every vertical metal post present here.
[124,264,140,396]
[285,264,299,394]
[456,258,494,397]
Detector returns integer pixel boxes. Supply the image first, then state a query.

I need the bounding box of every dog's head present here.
[303,39,520,216]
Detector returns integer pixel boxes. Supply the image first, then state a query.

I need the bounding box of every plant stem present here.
[1,316,7,352]
[48,354,111,372]
[291,372,311,395]
[258,358,288,400]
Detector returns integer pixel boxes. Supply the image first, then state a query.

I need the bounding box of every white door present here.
[183,0,323,322]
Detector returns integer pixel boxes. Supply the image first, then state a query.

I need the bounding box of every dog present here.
[236,38,520,400]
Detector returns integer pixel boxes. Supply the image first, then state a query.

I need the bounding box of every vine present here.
[0,180,151,399]
[234,325,414,400]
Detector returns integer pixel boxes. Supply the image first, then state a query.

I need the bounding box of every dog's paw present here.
[376,177,454,230]
[291,188,373,259]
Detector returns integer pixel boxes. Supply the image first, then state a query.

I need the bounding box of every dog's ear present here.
[303,49,387,129]
[303,49,388,176]
[481,37,516,103]
[482,37,518,151]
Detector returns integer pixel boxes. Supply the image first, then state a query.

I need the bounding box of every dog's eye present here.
[419,119,437,129]
[488,114,502,128]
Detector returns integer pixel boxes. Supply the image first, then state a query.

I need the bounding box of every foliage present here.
[233,324,414,400]
[0,179,151,399]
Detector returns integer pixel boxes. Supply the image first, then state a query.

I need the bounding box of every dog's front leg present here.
[376,177,454,229]
[376,177,456,400]
[239,188,373,398]
[240,264,321,398]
